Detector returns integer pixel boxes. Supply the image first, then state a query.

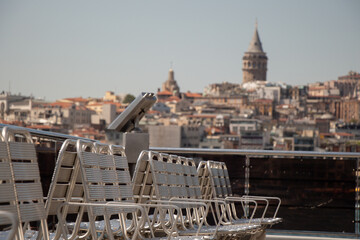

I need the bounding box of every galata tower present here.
[242,22,268,83]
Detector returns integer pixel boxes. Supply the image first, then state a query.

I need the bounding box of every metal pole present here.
[356,158,360,235]
[244,155,250,217]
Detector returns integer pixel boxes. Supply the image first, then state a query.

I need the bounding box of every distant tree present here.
[123,94,135,104]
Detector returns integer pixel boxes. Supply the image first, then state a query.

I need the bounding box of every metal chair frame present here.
[58,140,190,240]
[198,160,282,226]
[0,132,20,240]
[132,150,262,239]
[45,139,87,240]
[1,126,50,240]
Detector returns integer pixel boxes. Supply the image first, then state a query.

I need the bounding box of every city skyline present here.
[0,0,359,101]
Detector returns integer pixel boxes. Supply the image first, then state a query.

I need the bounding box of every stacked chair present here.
[0,127,50,240]
[0,131,19,240]
[52,140,152,239]
[132,151,263,239]
[0,127,200,240]
[0,126,282,240]
[197,160,282,239]
[44,139,85,240]
[46,139,200,239]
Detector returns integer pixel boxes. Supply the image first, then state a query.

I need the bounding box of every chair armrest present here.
[56,202,146,240]
[215,197,259,223]
[241,195,281,218]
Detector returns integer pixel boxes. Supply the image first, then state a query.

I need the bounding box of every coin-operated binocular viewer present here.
[106,92,156,173]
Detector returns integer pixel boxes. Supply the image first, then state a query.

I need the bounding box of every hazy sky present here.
[0,0,359,101]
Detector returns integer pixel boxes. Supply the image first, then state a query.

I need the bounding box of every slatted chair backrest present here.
[45,139,84,216]
[44,139,86,240]
[134,151,261,238]
[181,156,203,200]
[196,161,236,223]
[152,153,185,200]
[207,161,233,198]
[133,151,203,202]
[197,161,213,200]
[76,140,140,239]
[77,141,118,216]
[152,152,220,230]
[2,127,49,240]
[132,150,156,204]
[109,144,134,204]
[78,141,137,210]
[221,162,233,196]
[0,133,18,228]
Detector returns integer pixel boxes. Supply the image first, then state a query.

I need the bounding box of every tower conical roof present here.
[247,23,264,53]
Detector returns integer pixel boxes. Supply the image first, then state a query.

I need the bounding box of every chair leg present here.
[250,229,266,240]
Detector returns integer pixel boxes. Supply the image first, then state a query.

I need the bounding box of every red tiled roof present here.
[157,91,173,96]
[335,132,354,137]
[75,105,90,111]
[72,128,104,140]
[147,110,159,114]
[48,102,73,108]
[87,103,103,106]
[165,96,181,102]
[184,92,202,98]
[0,119,12,124]
[320,133,334,137]
[27,125,60,130]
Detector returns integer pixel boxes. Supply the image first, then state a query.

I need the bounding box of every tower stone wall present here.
[242,24,268,83]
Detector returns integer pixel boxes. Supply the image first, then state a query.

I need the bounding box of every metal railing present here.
[0,124,95,142]
[150,147,360,236]
[150,146,360,158]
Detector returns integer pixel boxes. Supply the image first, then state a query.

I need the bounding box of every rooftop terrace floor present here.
[267,230,359,240]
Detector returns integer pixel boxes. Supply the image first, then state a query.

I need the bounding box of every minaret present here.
[242,21,268,83]
[162,68,180,95]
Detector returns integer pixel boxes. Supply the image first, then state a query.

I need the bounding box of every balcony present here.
[1,123,359,239]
